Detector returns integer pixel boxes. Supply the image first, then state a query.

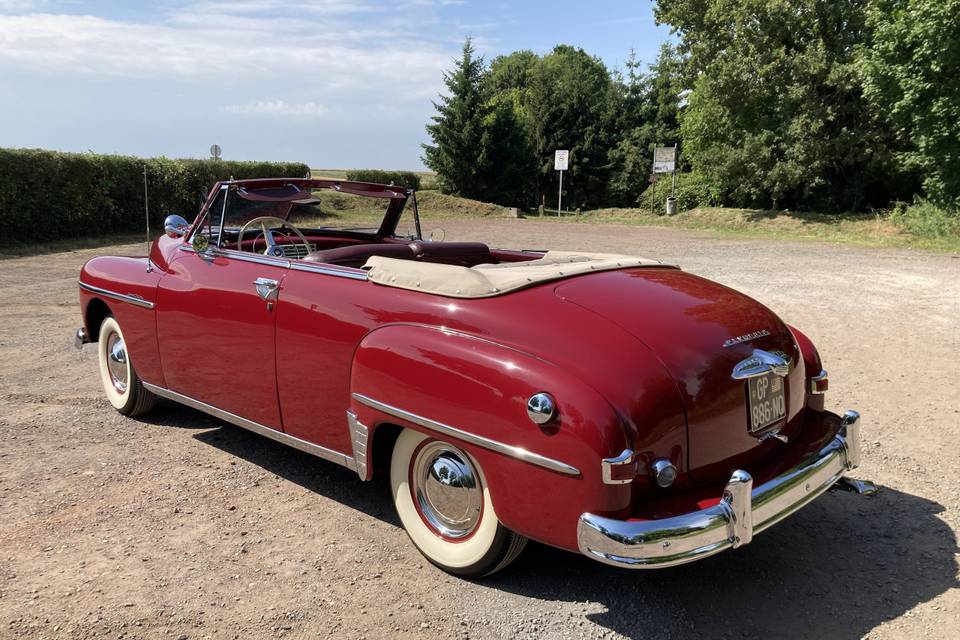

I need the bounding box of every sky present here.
[0,0,671,170]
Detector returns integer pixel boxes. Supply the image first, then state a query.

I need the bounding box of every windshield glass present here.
[201,185,411,244]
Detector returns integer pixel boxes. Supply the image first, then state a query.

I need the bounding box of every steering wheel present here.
[236,216,311,258]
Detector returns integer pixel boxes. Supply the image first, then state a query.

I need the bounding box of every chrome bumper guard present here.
[74,327,89,350]
[577,410,864,568]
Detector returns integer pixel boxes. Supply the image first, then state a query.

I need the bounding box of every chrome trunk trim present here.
[351,393,580,477]
[142,382,356,471]
[577,410,865,568]
[79,282,155,309]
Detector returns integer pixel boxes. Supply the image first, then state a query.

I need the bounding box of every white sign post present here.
[653,144,679,214]
[652,145,676,174]
[555,150,569,215]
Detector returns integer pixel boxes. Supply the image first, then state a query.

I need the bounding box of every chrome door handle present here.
[253,277,280,301]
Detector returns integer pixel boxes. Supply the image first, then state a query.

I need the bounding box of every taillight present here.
[601,449,638,485]
[810,370,828,395]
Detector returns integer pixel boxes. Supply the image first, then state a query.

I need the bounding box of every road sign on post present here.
[653,144,679,214]
[555,150,569,215]
[652,146,676,173]
[210,144,222,160]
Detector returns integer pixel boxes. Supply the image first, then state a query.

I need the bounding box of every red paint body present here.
[78,178,832,553]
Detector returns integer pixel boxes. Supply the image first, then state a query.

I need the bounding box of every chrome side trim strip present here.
[351,393,580,477]
[179,244,369,281]
[291,262,369,281]
[142,382,356,470]
[178,244,291,268]
[79,281,156,309]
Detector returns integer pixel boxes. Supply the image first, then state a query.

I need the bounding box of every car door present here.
[156,246,288,430]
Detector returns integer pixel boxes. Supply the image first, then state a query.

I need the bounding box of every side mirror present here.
[164,215,190,238]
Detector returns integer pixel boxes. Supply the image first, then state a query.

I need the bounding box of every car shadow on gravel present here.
[169,408,401,527]
[142,403,957,639]
[489,487,958,639]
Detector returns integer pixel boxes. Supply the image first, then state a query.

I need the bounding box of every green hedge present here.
[0,148,310,243]
[640,171,724,212]
[345,169,422,190]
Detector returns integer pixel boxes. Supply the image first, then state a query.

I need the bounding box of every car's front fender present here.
[79,255,165,388]
[348,323,631,551]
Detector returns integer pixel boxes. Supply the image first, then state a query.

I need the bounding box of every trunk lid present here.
[555,268,805,482]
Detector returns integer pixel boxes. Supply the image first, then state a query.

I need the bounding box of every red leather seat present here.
[409,241,491,266]
[302,242,492,269]
[302,243,417,268]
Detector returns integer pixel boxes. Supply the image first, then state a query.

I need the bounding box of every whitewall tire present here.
[390,428,527,577]
[97,316,156,416]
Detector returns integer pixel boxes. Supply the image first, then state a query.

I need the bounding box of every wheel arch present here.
[84,297,113,342]
[348,322,631,552]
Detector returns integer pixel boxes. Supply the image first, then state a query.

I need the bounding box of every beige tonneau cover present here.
[363,250,672,298]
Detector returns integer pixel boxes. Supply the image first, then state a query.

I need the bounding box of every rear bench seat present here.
[303,241,492,269]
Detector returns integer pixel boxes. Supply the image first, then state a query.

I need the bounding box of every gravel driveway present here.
[1,219,958,639]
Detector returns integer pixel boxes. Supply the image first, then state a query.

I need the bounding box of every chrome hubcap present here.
[106,333,128,393]
[412,442,482,539]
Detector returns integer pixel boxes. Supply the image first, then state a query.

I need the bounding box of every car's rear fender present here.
[348,323,631,551]
[788,324,825,412]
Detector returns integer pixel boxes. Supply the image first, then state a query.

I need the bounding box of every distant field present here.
[311,169,439,190]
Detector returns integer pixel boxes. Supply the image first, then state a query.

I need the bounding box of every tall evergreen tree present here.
[422,38,488,199]
[607,45,684,207]
[526,46,615,209]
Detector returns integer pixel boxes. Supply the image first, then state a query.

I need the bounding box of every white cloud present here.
[0,0,42,11]
[0,1,491,167]
[0,6,450,99]
[223,99,327,117]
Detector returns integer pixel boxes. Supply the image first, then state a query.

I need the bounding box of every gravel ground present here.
[1,219,958,640]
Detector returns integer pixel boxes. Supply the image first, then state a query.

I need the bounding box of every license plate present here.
[746,372,786,432]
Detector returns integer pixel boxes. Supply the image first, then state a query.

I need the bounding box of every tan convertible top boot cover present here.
[363,251,672,298]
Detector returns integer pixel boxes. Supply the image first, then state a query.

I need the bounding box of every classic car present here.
[75,177,874,577]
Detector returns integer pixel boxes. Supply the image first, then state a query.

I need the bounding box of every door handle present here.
[253,277,280,301]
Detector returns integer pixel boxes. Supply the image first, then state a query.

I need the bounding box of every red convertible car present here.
[75,177,873,577]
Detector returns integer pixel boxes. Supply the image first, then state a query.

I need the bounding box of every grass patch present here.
[415,191,512,218]
[520,205,960,252]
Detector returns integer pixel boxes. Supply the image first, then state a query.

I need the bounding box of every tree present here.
[607,45,685,207]
[525,46,616,209]
[860,0,960,209]
[477,95,538,206]
[422,38,489,199]
[656,0,909,211]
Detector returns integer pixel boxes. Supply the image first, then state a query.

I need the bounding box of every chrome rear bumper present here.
[577,410,865,568]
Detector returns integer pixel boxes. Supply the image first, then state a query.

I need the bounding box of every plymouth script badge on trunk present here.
[731,349,791,432]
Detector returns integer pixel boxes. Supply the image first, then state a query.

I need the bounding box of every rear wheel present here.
[390,428,527,577]
[96,316,156,416]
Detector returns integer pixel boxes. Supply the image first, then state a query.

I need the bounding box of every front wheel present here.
[96,316,156,416]
[390,429,527,577]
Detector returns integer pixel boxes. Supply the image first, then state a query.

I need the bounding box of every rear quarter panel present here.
[349,324,632,552]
